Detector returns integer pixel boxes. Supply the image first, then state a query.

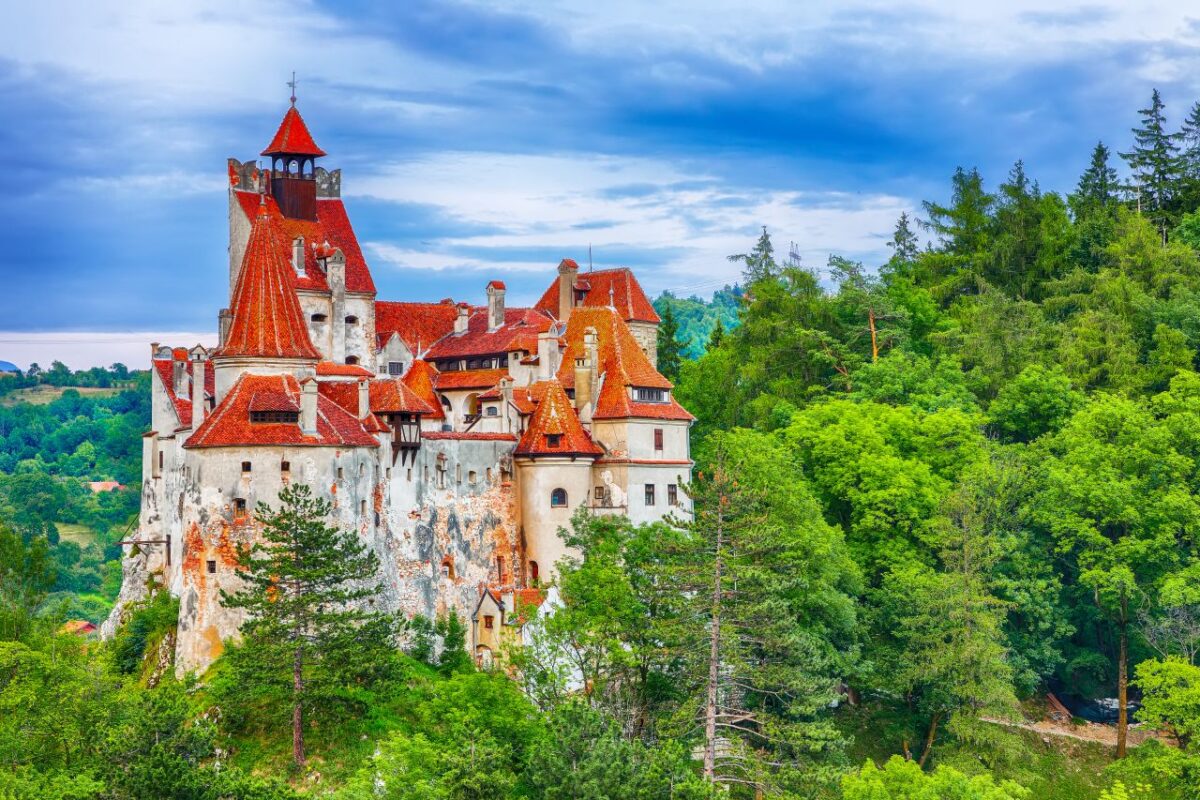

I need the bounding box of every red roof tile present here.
[248,390,299,412]
[423,432,518,441]
[220,202,321,361]
[316,361,374,377]
[434,368,508,391]
[535,267,660,323]
[186,373,377,449]
[261,106,327,157]
[425,307,554,359]
[317,380,360,416]
[369,378,436,415]
[375,300,460,353]
[401,360,445,420]
[514,381,602,458]
[233,191,376,295]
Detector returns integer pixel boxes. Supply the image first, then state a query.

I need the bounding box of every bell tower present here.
[261,78,325,221]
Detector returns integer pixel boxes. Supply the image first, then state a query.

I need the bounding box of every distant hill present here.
[653,286,741,359]
[0,360,19,374]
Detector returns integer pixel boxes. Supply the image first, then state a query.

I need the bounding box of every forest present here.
[5,89,1200,798]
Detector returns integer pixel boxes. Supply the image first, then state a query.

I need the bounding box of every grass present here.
[0,385,122,406]
[57,522,98,546]
[837,702,1116,800]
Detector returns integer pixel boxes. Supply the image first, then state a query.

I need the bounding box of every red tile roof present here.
[317,381,360,416]
[535,267,660,323]
[425,307,555,359]
[375,300,460,353]
[186,373,377,449]
[557,307,693,421]
[316,361,375,377]
[487,280,506,290]
[220,202,321,361]
[232,191,376,295]
[369,378,436,415]
[261,106,327,157]
[434,368,509,391]
[514,381,602,458]
[401,360,445,420]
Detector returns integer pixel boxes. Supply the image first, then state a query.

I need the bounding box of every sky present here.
[2,0,1200,369]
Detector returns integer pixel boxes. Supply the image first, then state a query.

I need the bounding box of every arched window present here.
[441,555,455,580]
[345,315,359,324]
[529,560,540,584]
[550,488,568,508]
[476,645,494,670]
[346,356,360,365]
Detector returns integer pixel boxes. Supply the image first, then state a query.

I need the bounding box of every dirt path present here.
[984,717,1170,748]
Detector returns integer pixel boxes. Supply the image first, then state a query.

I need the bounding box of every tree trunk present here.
[1117,606,1128,759]
[703,496,725,783]
[293,644,305,767]
[868,307,879,363]
[918,712,942,768]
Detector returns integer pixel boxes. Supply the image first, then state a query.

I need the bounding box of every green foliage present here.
[110,590,179,676]
[840,756,1030,800]
[1136,658,1200,746]
[987,364,1082,443]
[656,303,686,382]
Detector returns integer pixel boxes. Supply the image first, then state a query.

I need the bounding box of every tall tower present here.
[261,92,326,221]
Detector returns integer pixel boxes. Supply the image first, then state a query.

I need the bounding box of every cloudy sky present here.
[2,1,1200,368]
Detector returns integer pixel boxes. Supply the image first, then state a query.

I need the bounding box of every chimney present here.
[218,310,232,347]
[536,331,558,381]
[173,359,188,397]
[575,325,598,418]
[455,302,471,335]
[486,281,506,330]
[499,376,515,433]
[300,378,318,435]
[557,259,578,322]
[292,236,305,275]
[190,346,208,428]
[357,378,370,420]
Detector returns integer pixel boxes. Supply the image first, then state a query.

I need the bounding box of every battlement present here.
[227,158,341,198]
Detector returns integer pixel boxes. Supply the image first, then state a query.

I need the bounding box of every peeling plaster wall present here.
[299,292,335,359]
[344,294,375,368]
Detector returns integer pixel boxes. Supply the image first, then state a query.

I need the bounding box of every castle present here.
[106,101,694,673]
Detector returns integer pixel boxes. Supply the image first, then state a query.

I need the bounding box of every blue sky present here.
[2,0,1200,368]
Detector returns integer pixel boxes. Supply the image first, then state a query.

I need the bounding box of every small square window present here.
[388,361,404,376]
[206,560,217,575]
[645,484,655,506]
[545,434,562,448]
[337,467,344,480]
[242,461,252,473]
[484,615,494,630]
[469,470,477,483]
[281,460,290,473]
[234,498,247,519]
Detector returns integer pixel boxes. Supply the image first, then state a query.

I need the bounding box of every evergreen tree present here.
[727,226,778,284]
[1072,142,1121,218]
[221,483,396,767]
[656,305,686,382]
[884,212,919,274]
[706,318,725,352]
[1121,88,1184,241]
[922,167,994,257]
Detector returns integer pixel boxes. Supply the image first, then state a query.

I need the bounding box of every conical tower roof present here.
[515,380,602,458]
[262,106,326,157]
[219,201,321,361]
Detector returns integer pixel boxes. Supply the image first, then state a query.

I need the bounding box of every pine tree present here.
[1177,101,1200,215]
[221,483,395,767]
[727,226,778,284]
[656,305,687,382]
[885,212,919,273]
[1072,142,1121,218]
[922,167,994,257]
[706,318,725,352]
[1121,88,1184,241]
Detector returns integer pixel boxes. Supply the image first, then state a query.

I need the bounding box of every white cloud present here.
[353,151,913,296]
[0,331,217,371]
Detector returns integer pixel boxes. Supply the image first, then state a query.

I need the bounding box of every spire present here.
[219,202,321,361]
[262,105,326,157]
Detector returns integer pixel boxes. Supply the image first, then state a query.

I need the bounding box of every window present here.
[311,313,328,322]
[653,428,664,451]
[529,561,540,584]
[441,556,455,579]
[468,470,477,483]
[595,486,606,501]
[484,615,494,630]
[407,468,413,481]
[635,387,668,403]
[385,467,392,480]
[241,461,251,473]
[486,406,498,416]
[496,556,506,583]
[551,488,568,508]
[359,462,366,477]
[645,484,656,506]
[545,434,562,448]
[158,451,164,470]
[206,560,217,574]
[345,315,359,324]
[360,499,367,515]
[234,498,247,519]
[281,460,290,474]
[668,484,678,506]
[346,356,360,365]
[486,468,493,482]
[250,410,298,424]
[388,361,404,376]
[337,467,344,480]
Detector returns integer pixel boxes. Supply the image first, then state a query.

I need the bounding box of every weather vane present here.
[287,71,297,106]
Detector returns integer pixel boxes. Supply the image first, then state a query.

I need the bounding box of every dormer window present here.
[634,387,668,403]
[346,356,360,366]
[545,434,562,448]
[250,410,299,424]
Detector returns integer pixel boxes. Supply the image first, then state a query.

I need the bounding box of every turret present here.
[261,96,326,222]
